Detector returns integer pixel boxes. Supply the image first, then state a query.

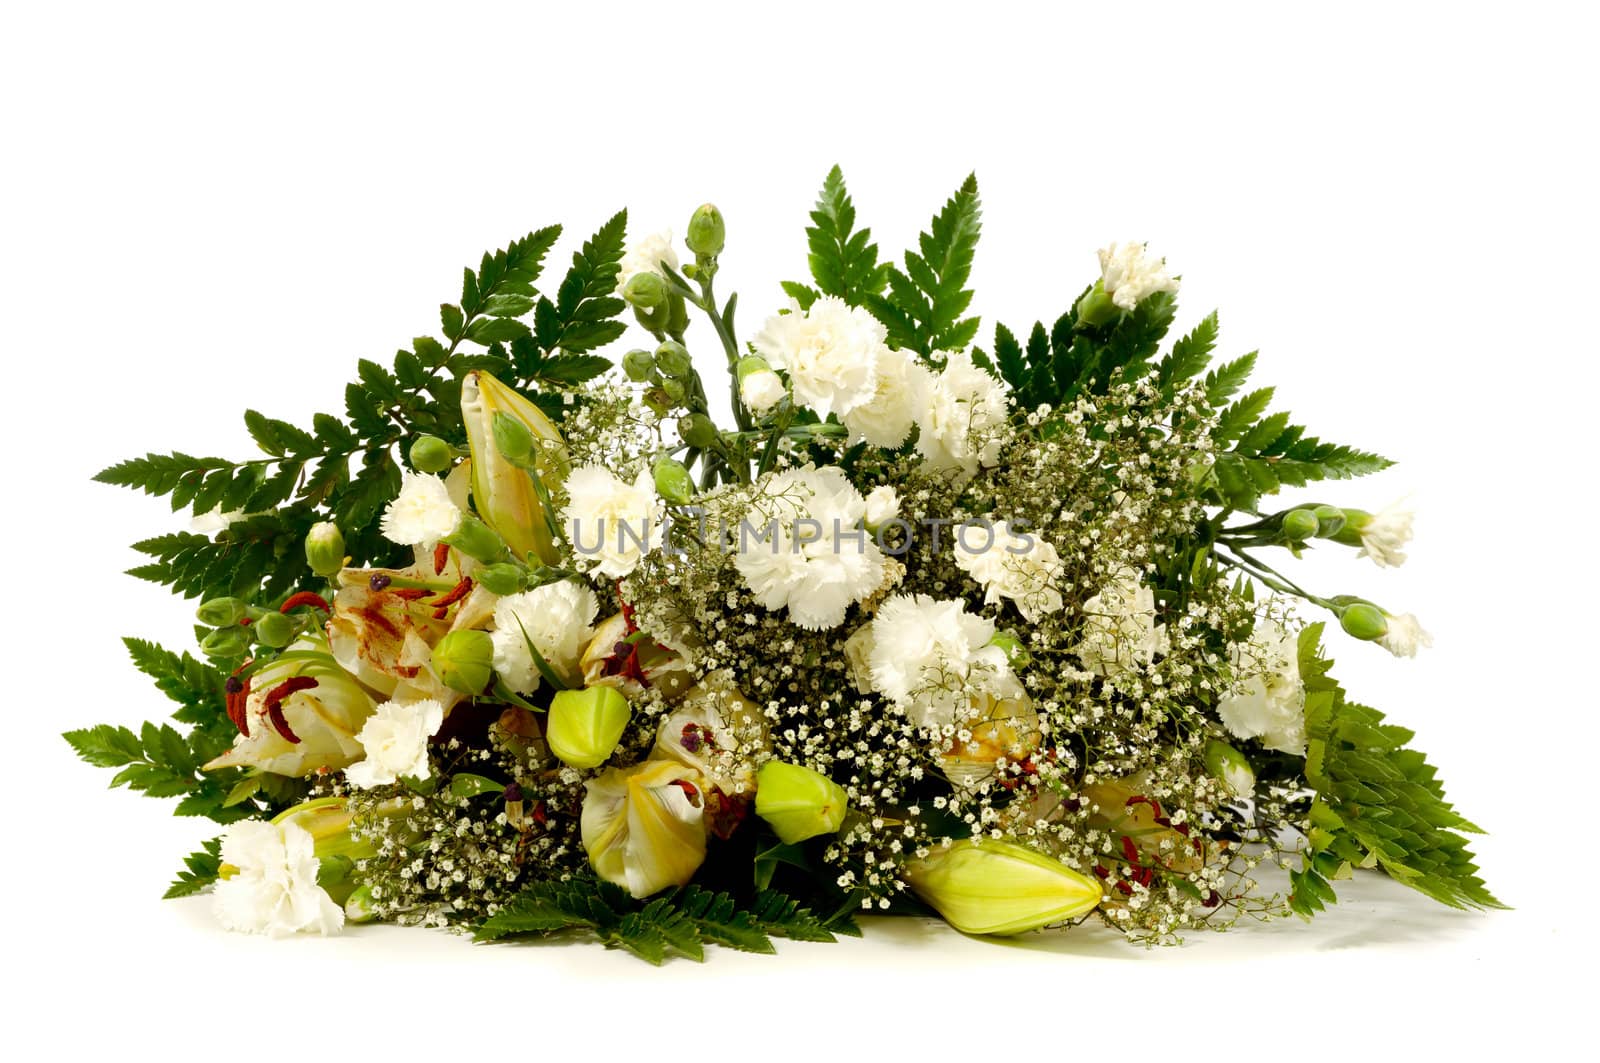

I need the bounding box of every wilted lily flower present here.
[941,695,1041,791]
[903,839,1101,936]
[579,612,696,700]
[581,760,709,898]
[651,672,769,795]
[461,371,567,567]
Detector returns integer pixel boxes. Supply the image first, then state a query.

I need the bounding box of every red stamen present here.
[390,588,431,601]
[433,542,450,576]
[280,591,332,613]
[1121,835,1140,865]
[262,676,318,743]
[225,671,252,737]
[531,801,548,827]
[430,577,473,609]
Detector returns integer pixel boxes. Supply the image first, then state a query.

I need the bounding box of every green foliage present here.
[164,838,223,899]
[985,290,1177,408]
[1290,624,1504,916]
[785,165,891,310]
[865,174,983,358]
[475,877,849,964]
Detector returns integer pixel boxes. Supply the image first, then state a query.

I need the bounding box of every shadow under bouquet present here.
[69,169,1499,961]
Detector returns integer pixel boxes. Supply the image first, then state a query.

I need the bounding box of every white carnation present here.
[212,820,344,937]
[1379,612,1433,658]
[863,485,901,530]
[1352,502,1415,568]
[752,296,883,418]
[1098,241,1179,311]
[733,465,886,630]
[1075,567,1169,676]
[380,470,462,547]
[616,229,680,288]
[562,464,663,578]
[953,520,1065,622]
[842,346,920,448]
[345,698,444,788]
[739,367,787,414]
[1216,620,1306,755]
[912,349,1010,478]
[491,581,599,693]
[867,593,1021,729]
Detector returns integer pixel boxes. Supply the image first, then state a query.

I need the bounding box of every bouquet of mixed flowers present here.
[69,169,1499,960]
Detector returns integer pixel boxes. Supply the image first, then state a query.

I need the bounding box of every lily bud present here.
[1281,508,1320,542]
[474,562,525,596]
[200,626,253,660]
[622,348,655,382]
[1313,504,1346,538]
[431,629,495,695]
[677,413,718,448]
[197,596,248,627]
[547,686,632,770]
[622,271,667,310]
[652,457,694,506]
[1338,601,1388,642]
[461,371,567,567]
[254,611,295,649]
[409,434,454,474]
[581,759,708,898]
[903,839,1102,936]
[1203,739,1256,797]
[686,203,726,257]
[754,761,848,843]
[304,521,346,577]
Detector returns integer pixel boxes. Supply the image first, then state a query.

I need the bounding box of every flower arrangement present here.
[70,169,1499,961]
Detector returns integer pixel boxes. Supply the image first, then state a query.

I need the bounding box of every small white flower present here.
[912,350,1010,479]
[1097,242,1179,311]
[562,464,663,578]
[842,346,920,448]
[212,820,343,937]
[1075,568,1169,676]
[379,470,462,547]
[752,296,884,419]
[863,485,901,530]
[190,509,245,534]
[1350,502,1415,568]
[491,581,599,693]
[1217,619,1306,755]
[616,229,680,288]
[953,520,1065,623]
[739,367,787,414]
[345,698,444,788]
[1378,612,1433,658]
[867,593,1021,729]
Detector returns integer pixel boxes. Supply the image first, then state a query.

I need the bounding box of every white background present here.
[3,1,1596,1056]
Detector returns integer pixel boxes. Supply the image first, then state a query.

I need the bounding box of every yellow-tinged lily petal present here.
[581,760,708,898]
[903,839,1101,936]
[460,371,567,566]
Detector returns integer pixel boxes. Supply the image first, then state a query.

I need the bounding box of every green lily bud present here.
[200,625,253,660]
[304,521,346,577]
[254,611,295,649]
[408,434,454,474]
[903,839,1102,936]
[686,203,726,257]
[988,631,1031,668]
[460,371,567,568]
[677,413,718,449]
[1313,504,1346,538]
[1282,508,1320,542]
[196,596,248,627]
[652,457,694,506]
[655,341,692,380]
[547,686,632,770]
[442,514,509,565]
[622,271,667,310]
[1339,601,1388,642]
[1074,280,1117,329]
[622,348,656,382]
[432,629,495,694]
[754,761,848,844]
[474,562,525,596]
[343,884,378,924]
[1203,739,1256,798]
[492,410,535,464]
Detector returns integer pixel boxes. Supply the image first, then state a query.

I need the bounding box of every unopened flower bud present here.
[677,413,719,449]
[492,411,534,464]
[1313,504,1346,538]
[661,377,688,404]
[622,271,667,310]
[1203,739,1256,798]
[1074,280,1117,329]
[200,625,253,660]
[442,513,510,564]
[474,563,525,596]
[547,686,632,770]
[343,884,377,924]
[408,434,454,474]
[1281,508,1320,542]
[304,521,346,577]
[652,457,694,506]
[431,629,495,694]
[254,611,295,649]
[196,596,247,627]
[622,348,655,382]
[903,839,1102,936]
[654,341,692,380]
[686,203,726,257]
[754,761,848,844]
[737,356,785,415]
[1339,601,1388,642]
